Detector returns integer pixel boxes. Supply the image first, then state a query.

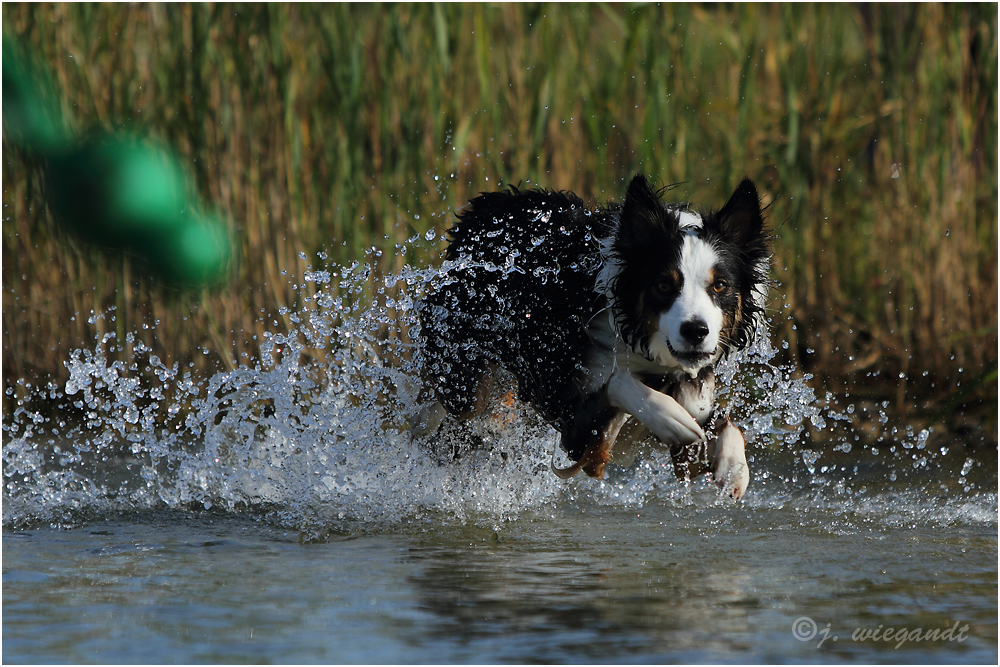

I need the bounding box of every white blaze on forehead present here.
[648,235,724,367]
[674,237,723,344]
[678,235,718,290]
[677,210,703,235]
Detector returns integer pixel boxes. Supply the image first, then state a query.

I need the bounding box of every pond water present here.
[3,252,997,663]
[4,493,996,664]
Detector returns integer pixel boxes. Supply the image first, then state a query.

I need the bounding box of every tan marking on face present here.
[720,293,744,346]
[642,310,660,343]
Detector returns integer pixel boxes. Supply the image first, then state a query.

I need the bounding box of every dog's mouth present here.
[665,339,716,368]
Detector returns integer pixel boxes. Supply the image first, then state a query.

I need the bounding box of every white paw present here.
[607,372,705,446]
[650,392,706,445]
[711,420,750,500]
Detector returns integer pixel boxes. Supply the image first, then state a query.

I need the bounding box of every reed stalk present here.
[3,3,996,419]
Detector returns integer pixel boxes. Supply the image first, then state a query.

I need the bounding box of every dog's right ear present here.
[617,175,677,249]
[624,174,660,208]
[622,175,662,224]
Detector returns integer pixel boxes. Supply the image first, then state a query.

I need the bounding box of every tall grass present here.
[3,3,996,416]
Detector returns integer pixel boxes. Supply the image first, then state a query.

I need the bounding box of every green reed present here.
[3,3,996,417]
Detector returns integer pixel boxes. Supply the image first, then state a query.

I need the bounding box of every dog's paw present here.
[652,392,707,445]
[607,372,706,446]
[710,420,749,500]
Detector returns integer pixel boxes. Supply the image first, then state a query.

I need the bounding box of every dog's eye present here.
[656,281,673,293]
[711,279,729,294]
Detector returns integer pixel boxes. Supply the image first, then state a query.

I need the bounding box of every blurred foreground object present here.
[3,35,232,287]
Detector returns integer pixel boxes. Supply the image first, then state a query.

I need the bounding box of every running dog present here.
[413,175,771,499]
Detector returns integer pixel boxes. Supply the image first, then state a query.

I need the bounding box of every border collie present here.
[413,175,770,498]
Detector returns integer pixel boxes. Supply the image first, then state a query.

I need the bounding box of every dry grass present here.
[3,3,996,416]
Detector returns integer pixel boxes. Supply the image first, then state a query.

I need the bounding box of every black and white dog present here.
[413,175,770,498]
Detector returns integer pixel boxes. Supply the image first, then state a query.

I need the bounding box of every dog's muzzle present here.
[665,338,716,369]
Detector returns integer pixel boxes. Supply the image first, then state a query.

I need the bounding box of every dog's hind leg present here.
[663,366,716,481]
[438,360,497,420]
[615,367,716,465]
[553,417,629,480]
[411,401,448,440]
[667,369,749,498]
[410,360,498,440]
[552,388,629,480]
[667,440,711,481]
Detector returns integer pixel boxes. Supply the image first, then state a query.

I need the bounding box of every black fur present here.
[419,186,600,430]
[607,176,687,354]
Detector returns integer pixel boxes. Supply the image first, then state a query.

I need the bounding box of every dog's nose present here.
[680,319,709,345]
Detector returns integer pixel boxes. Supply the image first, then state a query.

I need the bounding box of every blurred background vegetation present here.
[3,3,996,427]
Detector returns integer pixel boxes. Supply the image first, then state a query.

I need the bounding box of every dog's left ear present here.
[717,178,764,245]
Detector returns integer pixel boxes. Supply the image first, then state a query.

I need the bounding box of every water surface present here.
[4,489,996,664]
[3,253,996,663]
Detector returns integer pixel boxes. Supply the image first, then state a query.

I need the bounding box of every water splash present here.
[3,245,995,536]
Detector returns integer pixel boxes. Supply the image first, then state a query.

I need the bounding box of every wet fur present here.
[416,175,770,491]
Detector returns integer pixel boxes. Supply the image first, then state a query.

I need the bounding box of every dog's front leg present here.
[666,367,714,482]
[606,370,706,445]
[669,418,750,500]
[711,419,750,500]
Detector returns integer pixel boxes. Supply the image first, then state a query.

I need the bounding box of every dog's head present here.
[607,175,771,374]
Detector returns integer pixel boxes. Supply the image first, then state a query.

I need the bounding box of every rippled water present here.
[3,250,997,663]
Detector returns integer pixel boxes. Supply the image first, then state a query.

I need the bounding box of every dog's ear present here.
[624,174,660,211]
[717,178,764,245]
[622,175,664,222]
[617,175,677,246]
